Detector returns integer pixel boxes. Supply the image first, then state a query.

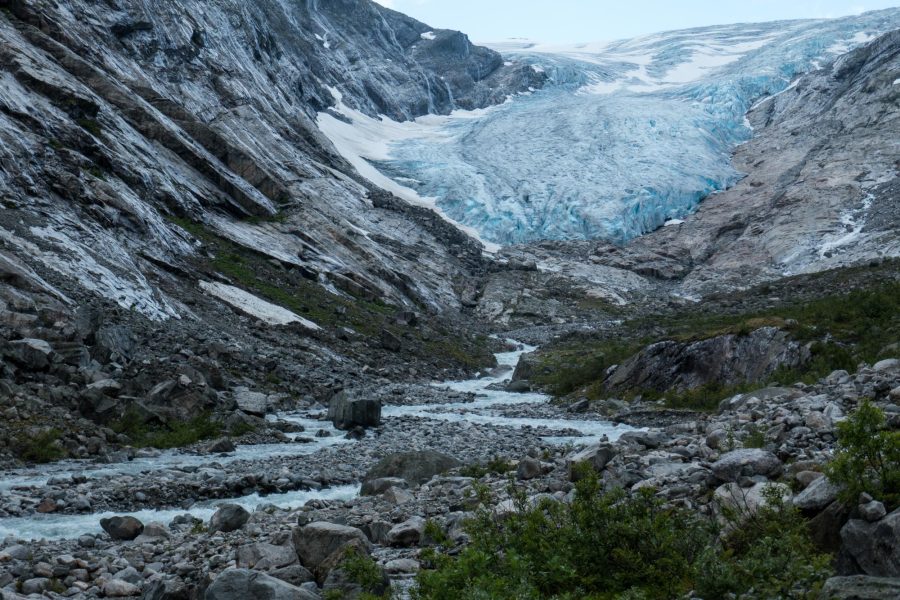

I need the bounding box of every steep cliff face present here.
[0,0,541,322]
[614,28,900,297]
[0,0,540,444]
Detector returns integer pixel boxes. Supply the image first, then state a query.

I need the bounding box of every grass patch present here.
[111,411,222,449]
[76,118,102,136]
[167,216,496,372]
[459,457,516,479]
[528,278,900,402]
[12,428,65,463]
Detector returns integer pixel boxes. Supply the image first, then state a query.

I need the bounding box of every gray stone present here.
[234,389,269,416]
[328,392,381,430]
[819,576,900,599]
[383,486,413,505]
[103,579,141,597]
[359,477,408,496]
[6,338,53,370]
[872,359,899,372]
[840,509,900,576]
[363,450,460,486]
[100,516,144,541]
[387,516,426,547]
[714,481,792,517]
[209,504,250,533]
[567,444,616,481]
[20,578,49,595]
[859,500,887,522]
[236,543,298,570]
[205,437,236,454]
[516,457,542,480]
[292,522,372,572]
[205,569,318,600]
[793,476,841,511]
[711,448,782,482]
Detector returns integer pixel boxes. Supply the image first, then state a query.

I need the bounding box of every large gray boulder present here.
[204,569,318,600]
[100,516,144,541]
[566,444,616,481]
[236,543,298,570]
[839,509,900,577]
[819,576,900,599]
[603,327,809,396]
[5,338,54,370]
[292,522,372,573]
[234,388,269,416]
[328,392,381,430]
[711,448,782,482]
[363,450,460,486]
[793,476,841,511]
[209,504,250,533]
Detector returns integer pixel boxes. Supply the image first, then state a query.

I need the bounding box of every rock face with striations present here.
[604,327,809,396]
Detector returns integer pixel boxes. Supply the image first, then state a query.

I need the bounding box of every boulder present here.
[328,392,381,430]
[234,388,269,416]
[711,448,782,482]
[359,477,408,496]
[209,504,250,533]
[363,450,460,486]
[387,516,426,547]
[6,338,53,370]
[100,516,144,541]
[205,437,236,454]
[383,486,413,505]
[793,476,841,511]
[103,579,141,597]
[859,500,887,522]
[567,444,616,481]
[292,522,372,573]
[516,457,542,480]
[819,576,900,599]
[133,522,171,544]
[714,481,792,517]
[839,509,900,576]
[236,543,298,570]
[380,328,402,352]
[205,569,318,600]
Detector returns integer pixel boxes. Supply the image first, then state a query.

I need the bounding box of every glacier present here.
[322,9,900,245]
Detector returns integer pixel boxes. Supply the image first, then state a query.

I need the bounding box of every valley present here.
[0,1,898,598]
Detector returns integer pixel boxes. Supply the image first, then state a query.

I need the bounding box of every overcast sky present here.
[373,1,900,43]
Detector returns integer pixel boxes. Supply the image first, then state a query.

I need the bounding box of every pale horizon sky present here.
[374,0,900,43]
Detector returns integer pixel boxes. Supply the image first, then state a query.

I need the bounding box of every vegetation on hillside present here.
[528,277,900,408]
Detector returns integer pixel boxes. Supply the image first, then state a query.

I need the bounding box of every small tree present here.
[825,400,900,508]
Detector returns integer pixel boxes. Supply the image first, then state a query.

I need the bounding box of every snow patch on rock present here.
[199,281,321,330]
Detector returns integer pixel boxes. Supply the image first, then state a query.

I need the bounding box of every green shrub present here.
[13,428,65,463]
[696,486,831,599]
[459,456,516,479]
[323,547,389,600]
[413,475,832,599]
[742,424,766,449]
[111,411,222,449]
[825,400,900,508]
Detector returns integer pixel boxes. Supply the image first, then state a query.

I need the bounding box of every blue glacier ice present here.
[370,10,900,244]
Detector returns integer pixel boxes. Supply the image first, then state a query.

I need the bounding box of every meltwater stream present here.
[0,341,629,540]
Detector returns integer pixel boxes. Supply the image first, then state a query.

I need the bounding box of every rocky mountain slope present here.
[0,0,546,458]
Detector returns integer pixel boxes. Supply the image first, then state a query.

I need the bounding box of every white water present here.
[0,485,359,542]
[383,340,634,444]
[0,340,629,540]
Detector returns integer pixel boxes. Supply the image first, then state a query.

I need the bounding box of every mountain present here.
[0,0,543,451]
[347,9,900,245]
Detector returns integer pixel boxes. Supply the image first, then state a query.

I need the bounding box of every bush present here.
[825,400,900,508]
[111,411,222,449]
[13,428,65,463]
[413,475,831,599]
[696,486,831,599]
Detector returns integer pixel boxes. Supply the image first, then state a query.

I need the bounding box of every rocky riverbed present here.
[1,342,899,599]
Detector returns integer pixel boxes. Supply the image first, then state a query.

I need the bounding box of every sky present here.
[373,0,900,43]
